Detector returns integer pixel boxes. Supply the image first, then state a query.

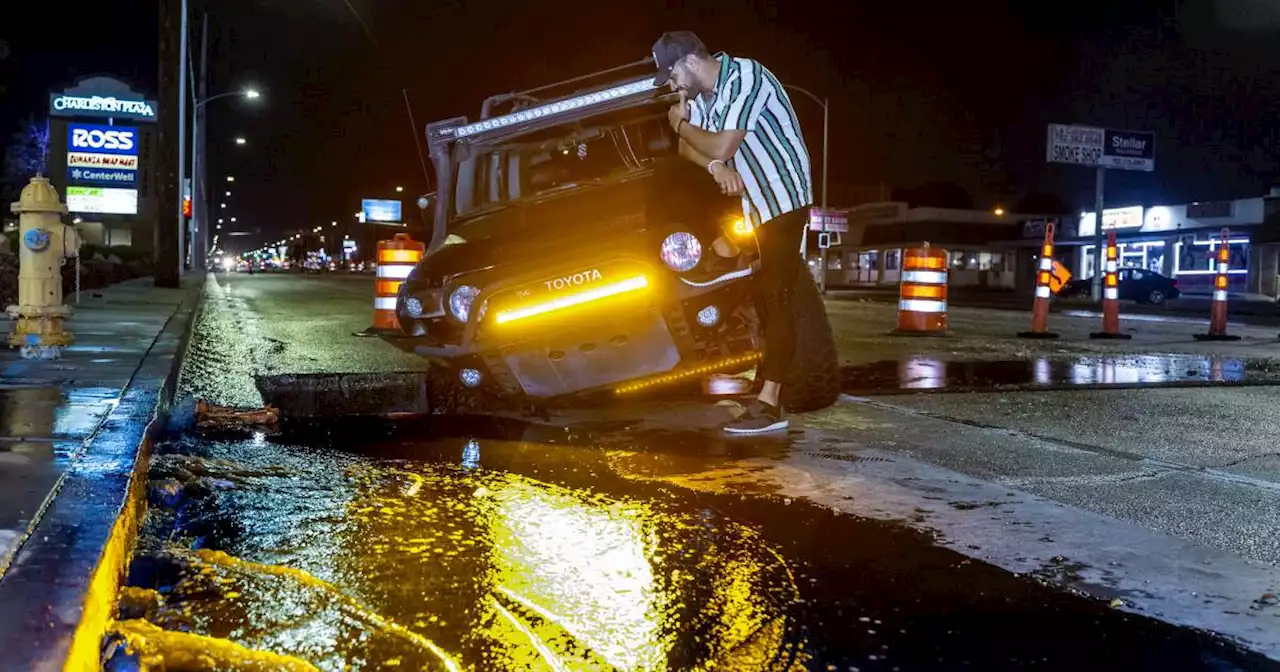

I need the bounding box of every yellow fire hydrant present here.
[7,175,81,360]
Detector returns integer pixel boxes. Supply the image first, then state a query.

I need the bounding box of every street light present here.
[186,89,262,273]
[395,186,404,193]
[225,190,231,197]
[226,176,235,182]
[783,83,829,293]
[234,137,247,145]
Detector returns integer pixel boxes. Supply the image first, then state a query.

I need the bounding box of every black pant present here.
[755,206,809,385]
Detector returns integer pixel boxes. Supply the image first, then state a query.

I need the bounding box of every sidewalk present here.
[0,277,201,669]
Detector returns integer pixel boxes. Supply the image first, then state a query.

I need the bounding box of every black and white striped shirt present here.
[688,53,813,227]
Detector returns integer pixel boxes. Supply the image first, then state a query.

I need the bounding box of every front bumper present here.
[398,261,757,398]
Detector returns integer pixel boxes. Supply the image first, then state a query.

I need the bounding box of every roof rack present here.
[430,59,665,146]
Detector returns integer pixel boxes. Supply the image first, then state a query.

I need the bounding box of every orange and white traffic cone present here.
[1018,220,1060,339]
[1090,230,1131,340]
[1194,228,1241,342]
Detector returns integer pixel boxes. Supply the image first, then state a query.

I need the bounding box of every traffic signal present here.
[182,195,192,219]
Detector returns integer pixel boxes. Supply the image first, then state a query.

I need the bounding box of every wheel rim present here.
[1150,291,1164,304]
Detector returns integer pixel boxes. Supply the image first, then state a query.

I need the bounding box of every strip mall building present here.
[1067,191,1280,295]
[823,189,1280,297]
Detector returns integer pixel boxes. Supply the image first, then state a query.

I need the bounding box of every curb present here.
[0,277,205,671]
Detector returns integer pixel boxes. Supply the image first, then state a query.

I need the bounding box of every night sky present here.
[2,0,1279,252]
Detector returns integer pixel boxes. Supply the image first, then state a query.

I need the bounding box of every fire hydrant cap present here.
[10,175,69,215]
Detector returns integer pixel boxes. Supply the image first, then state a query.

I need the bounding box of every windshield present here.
[451,104,676,221]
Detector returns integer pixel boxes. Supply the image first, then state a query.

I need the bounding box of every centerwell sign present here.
[1046,124,1155,172]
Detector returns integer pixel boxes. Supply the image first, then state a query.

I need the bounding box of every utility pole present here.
[176,0,188,276]
[192,12,209,270]
[155,0,182,287]
[1091,166,1105,300]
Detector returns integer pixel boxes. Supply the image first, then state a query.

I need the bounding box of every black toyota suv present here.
[390,60,838,412]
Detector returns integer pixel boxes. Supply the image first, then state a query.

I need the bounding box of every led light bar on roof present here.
[452,78,658,139]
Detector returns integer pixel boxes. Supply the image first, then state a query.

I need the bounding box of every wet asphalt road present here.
[110,273,1280,670]
[121,418,1272,671]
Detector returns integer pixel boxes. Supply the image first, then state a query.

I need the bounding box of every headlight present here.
[448,285,480,322]
[661,232,702,272]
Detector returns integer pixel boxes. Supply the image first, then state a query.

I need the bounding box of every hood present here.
[416,178,653,281]
[415,163,737,283]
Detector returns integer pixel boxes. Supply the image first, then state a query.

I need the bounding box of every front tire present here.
[783,263,840,412]
[1148,289,1166,305]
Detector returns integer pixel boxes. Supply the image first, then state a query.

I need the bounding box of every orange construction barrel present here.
[371,233,424,332]
[894,245,949,335]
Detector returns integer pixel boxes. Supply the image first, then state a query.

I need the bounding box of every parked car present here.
[1059,267,1181,304]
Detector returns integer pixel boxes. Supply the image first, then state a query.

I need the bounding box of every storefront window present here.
[1175,239,1249,275]
[1083,241,1168,278]
[885,249,901,271]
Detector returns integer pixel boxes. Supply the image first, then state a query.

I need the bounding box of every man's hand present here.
[709,161,745,196]
[668,91,688,132]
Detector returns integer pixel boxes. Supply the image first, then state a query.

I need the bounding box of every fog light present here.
[404,296,423,318]
[459,368,483,388]
[696,304,720,327]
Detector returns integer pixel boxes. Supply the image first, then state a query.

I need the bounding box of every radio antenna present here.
[402,88,433,190]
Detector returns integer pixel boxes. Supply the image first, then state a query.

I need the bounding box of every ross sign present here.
[1046,124,1155,172]
[68,124,137,153]
[361,198,403,223]
[66,186,138,215]
[50,94,157,121]
[65,123,139,211]
[808,207,848,232]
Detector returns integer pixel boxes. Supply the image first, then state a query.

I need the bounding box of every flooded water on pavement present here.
[112,416,1272,671]
[842,354,1280,395]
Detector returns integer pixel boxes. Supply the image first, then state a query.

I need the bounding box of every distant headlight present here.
[448,285,480,322]
[661,232,702,272]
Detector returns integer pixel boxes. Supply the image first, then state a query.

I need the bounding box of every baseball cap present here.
[652,31,707,86]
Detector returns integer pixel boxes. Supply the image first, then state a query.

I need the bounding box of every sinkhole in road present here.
[841,354,1280,395]
[107,414,1274,671]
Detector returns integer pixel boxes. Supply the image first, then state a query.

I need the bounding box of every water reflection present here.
[844,354,1260,394]
[132,435,799,670]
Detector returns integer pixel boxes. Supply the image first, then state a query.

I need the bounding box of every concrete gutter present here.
[0,278,204,671]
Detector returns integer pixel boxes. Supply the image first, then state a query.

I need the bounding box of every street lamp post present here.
[782,84,829,293]
[187,85,259,271]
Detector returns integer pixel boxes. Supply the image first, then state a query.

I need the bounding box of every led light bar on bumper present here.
[615,352,761,394]
[495,274,649,325]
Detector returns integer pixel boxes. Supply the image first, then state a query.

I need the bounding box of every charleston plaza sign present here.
[51,94,156,121]
[49,76,158,123]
